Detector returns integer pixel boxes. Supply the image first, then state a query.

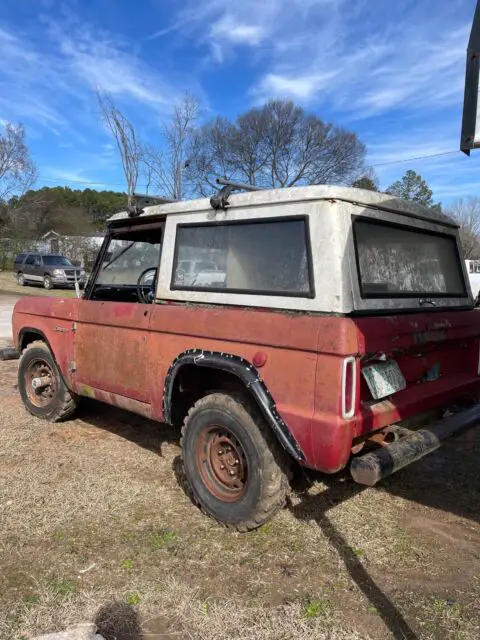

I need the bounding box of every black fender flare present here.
[163,349,306,463]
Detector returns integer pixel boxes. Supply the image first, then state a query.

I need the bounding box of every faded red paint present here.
[11,296,480,475]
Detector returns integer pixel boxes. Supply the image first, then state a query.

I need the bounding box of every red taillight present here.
[342,356,356,419]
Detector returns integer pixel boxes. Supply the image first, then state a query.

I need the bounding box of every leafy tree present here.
[351,169,379,192]
[5,186,127,237]
[386,170,439,209]
[186,99,366,194]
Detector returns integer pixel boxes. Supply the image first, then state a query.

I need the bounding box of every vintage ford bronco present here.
[3,183,480,531]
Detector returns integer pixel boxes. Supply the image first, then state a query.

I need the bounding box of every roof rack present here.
[210,178,264,211]
[128,193,178,218]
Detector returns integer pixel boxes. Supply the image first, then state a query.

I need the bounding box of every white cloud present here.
[164,0,344,64]
[210,16,267,46]
[257,71,338,101]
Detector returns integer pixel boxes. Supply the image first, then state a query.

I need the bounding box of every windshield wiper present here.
[419,298,437,307]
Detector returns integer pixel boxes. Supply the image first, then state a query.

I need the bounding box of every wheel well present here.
[169,364,246,427]
[20,331,48,351]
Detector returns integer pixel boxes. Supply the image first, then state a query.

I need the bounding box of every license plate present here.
[362,360,406,400]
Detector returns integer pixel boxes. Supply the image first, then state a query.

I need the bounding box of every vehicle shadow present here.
[287,427,479,640]
[288,472,419,640]
[76,398,179,456]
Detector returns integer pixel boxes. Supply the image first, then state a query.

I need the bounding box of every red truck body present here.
[12,297,480,474]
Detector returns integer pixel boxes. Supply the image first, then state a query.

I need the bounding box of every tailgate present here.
[354,310,480,434]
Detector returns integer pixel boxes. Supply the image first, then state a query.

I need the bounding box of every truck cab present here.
[4,184,480,531]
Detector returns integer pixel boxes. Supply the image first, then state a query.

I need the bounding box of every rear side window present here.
[42,256,73,266]
[354,218,467,298]
[172,218,313,297]
[24,255,36,265]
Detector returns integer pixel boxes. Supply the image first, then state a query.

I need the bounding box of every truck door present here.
[73,222,163,407]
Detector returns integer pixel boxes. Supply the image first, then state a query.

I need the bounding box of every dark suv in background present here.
[14,253,86,290]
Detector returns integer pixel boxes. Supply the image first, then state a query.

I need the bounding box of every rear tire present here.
[18,341,78,422]
[43,275,53,290]
[17,273,25,286]
[181,393,289,531]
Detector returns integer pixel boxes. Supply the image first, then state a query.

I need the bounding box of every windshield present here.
[97,238,161,285]
[43,256,74,267]
[354,219,467,298]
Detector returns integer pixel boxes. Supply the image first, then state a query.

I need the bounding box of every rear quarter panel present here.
[149,305,360,471]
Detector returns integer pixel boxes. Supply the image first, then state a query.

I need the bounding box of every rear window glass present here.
[354,219,466,298]
[172,218,313,297]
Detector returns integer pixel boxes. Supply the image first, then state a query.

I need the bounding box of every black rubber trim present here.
[163,349,306,463]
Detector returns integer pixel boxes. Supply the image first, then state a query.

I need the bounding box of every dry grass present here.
[0,272,76,298]
[0,343,479,639]
[2,578,372,640]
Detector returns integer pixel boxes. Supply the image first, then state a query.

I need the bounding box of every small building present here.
[40,231,105,269]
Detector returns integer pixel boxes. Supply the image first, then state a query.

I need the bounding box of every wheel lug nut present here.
[218,449,223,455]
[229,470,235,476]
[220,464,225,470]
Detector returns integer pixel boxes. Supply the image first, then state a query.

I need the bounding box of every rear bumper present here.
[351,403,480,486]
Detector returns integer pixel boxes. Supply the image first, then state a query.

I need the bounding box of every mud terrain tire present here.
[18,341,78,422]
[181,392,289,531]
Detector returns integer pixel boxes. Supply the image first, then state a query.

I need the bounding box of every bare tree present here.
[186,100,366,194]
[97,91,140,207]
[142,93,199,200]
[0,123,37,226]
[446,197,480,259]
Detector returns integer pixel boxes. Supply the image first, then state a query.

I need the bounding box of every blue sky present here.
[0,0,479,205]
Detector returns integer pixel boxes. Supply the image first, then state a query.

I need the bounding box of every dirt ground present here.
[0,333,479,639]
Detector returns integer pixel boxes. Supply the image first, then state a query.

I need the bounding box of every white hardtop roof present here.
[108,184,457,228]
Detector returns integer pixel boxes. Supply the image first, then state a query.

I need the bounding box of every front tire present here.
[18,341,78,422]
[43,275,53,290]
[17,272,26,286]
[181,393,289,531]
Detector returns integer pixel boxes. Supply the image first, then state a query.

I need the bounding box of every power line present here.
[371,150,459,168]
[36,149,463,188]
[38,175,130,188]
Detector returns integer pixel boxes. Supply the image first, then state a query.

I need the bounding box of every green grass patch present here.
[51,579,76,599]
[149,529,180,552]
[124,591,141,606]
[303,599,331,619]
[122,558,134,571]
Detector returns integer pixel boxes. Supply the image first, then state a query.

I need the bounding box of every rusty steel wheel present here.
[18,341,78,422]
[24,358,57,408]
[195,426,248,502]
[181,392,290,532]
